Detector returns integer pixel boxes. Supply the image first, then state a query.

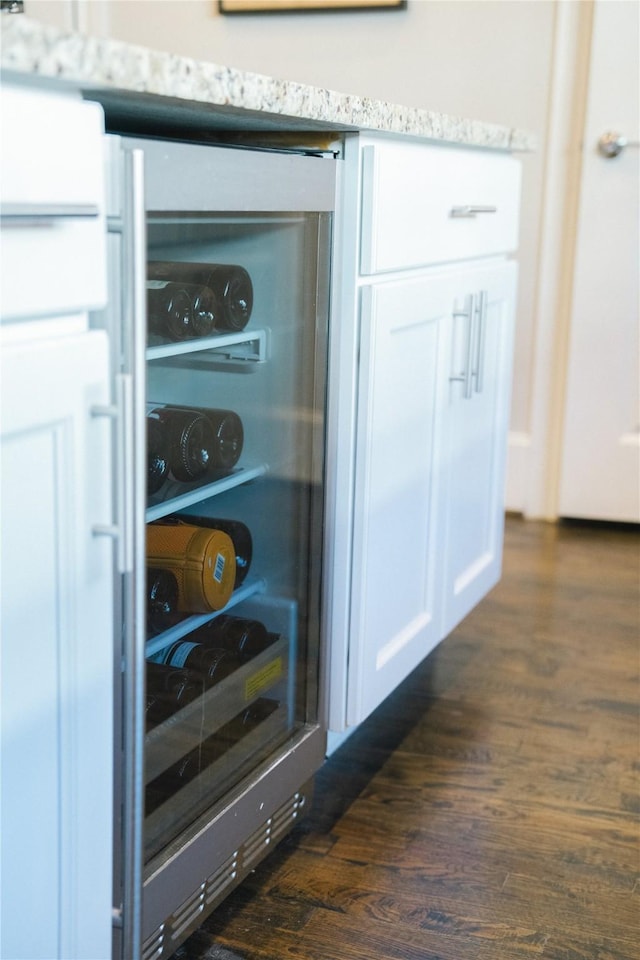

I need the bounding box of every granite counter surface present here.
[0,14,535,152]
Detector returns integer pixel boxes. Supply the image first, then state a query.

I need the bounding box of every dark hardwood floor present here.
[174,516,640,960]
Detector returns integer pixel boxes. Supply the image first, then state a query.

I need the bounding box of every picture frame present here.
[219,0,406,14]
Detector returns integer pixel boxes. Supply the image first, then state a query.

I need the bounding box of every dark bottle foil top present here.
[146,416,170,495]
[146,567,179,636]
[147,282,193,341]
[203,408,244,470]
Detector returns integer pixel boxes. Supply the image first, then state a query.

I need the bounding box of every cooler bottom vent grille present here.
[170,883,206,942]
[145,787,309,959]
[240,791,306,870]
[206,850,239,906]
[142,924,164,960]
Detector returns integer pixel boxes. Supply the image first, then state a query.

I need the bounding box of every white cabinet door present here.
[440,261,517,636]
[346,276,450,726]
[0,324,114,960]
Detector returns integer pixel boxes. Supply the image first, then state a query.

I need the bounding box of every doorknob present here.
[597,131,640,158]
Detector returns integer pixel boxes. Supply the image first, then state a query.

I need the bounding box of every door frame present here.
[514,0,594,521]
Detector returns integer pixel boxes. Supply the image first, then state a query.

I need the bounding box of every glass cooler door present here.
[133,140,335,870]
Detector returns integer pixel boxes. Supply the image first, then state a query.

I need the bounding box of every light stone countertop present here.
[0,14,535,152]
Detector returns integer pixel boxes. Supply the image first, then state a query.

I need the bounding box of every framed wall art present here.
[219,0,407,13]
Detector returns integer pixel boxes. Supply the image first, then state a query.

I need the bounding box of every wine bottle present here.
[148,639,237,687]
[148,406,216,482]
[146,660,203,702]
[177,517,252,587]
[145,692,167,731]
[149,406,244,478]
[146,415,170,495]
[189,407,244,471]
[148,261,254,333]
[146,567,179,635]
[145,660,202,727]
[147,281,193,341]
[146,522,237,613]
[211,698,280,754]
[189,285,218,338]
[147,280,220,341]
[197,614,274,663]
[145,751,200,815]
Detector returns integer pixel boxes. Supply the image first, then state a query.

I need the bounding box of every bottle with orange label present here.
[146,522,236,614]
[168,516,252,588]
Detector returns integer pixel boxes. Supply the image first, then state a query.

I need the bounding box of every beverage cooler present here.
[104,135,337,960]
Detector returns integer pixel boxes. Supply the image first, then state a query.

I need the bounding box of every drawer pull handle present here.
[0,202,100,226]
[450,205,497,218]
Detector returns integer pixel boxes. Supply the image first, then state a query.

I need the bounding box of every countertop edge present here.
[0,15,537,153]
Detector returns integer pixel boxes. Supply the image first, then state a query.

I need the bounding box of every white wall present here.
[24,0,560,513]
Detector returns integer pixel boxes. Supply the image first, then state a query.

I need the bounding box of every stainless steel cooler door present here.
[112,137,336,957]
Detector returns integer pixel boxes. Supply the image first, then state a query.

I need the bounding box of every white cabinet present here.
[327,136,520,740]
[346,276,448,724]
[439,261,517,635]
[0,85,113,960]
[0,326,114,960]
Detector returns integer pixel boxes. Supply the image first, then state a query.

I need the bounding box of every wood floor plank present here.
[174,518,640,960]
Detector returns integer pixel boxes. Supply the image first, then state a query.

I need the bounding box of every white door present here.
[0,324,114,960]
[346,276,447,726]
[440,261,517,636]
[558,0,640,522]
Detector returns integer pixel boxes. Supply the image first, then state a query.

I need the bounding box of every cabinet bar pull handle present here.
[475,290,488,394]
[450,295,476,399]
[450,205,497,218]
[464,294,477,399]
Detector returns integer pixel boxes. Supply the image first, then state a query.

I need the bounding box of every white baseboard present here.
[505,431,531,514]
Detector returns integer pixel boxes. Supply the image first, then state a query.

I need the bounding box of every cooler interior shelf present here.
[145,577,268,660]
[146,462,269,522]
[145,632,291,781]
[147,328,268,367]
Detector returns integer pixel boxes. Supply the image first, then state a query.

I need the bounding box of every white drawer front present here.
[360,141,521,274]
[1,84,105,209]
[0,219,107,320]
[0,85,107,320]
